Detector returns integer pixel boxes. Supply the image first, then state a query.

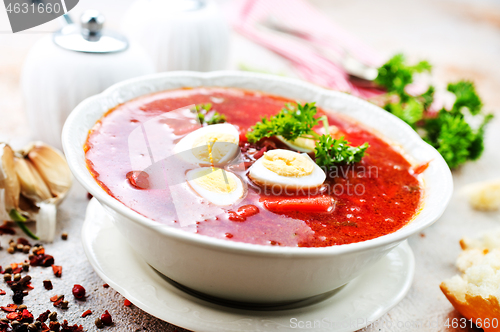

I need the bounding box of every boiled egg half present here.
[276,125,340,153]
[276,136,316,153]
[248,149,326,190]
[186,167,245,206]
[174,123,239,166]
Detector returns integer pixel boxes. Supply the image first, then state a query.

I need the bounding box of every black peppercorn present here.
[12,290,25,304]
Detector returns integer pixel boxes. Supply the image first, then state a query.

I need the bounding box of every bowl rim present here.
[62,70,453,257]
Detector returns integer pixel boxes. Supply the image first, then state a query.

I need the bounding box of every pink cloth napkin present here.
[231,0,385,98]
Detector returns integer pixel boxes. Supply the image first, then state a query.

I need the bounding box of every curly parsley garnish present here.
[374,54,493,168]
[246,102,324,142]
[314,135,369,167]
[191,103,227,125]
[246,102,369,167]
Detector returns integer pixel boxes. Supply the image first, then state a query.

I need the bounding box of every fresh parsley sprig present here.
[246,102,325,142]
[314,135,369,168]
[246,102,369,167]
[191,103,227,125]
[374,54,493,169]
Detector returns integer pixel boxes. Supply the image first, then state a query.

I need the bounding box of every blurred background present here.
[1,0,499,144]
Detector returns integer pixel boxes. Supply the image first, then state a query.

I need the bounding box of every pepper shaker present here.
[21,11,155,149]
[122,0,230,72]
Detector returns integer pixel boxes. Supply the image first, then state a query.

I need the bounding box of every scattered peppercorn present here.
[0,237,90,331]
[53,295,64,307]
[61,232,68,240]
[21,309,33,322]
[43,280,53,290]
[49,320,60,331]
[72,284,86,300]
[52,265,62,278]
[81,310,92,318]
[95,318,104,329]
[17,238,30,246]
[1,304,18,312]
[12,290,25,304]
[102,284,109,288]
[32,246,44,255]
[36,310,50,323]
[101,310,112,326]
[6,312,19,320]
[49,311,57,321]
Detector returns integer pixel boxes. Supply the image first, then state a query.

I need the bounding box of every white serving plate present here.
[83,198,415,332]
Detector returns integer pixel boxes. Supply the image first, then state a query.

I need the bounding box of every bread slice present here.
[456,248,490,273]
[441,249,500,330]
[460,228,500,251]
[465,179,500,211]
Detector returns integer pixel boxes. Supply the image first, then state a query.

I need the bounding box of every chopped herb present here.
[206,111,227,125]
[384,98,424,128]
[246,102,322,143]
[315,135,369,168]
[447,81,482,115]
[375,53,431,103]
[191,103,226,125]
[246,102,369,167]
[424,110,493,168]
[374,54,493,168]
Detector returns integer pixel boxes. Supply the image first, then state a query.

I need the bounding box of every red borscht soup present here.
[85,87,422,247]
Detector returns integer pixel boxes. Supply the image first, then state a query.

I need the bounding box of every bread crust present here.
[440,282,500,331]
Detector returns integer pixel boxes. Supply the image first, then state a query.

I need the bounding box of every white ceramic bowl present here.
[62,71,453,303]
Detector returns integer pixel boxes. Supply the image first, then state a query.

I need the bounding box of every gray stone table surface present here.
[1,0,500,331]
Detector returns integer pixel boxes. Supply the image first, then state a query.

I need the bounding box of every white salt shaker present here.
[21,11,155,150]
[122,0,230,72]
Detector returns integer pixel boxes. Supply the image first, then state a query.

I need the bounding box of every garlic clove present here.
[25,142,72,198]
[36,202,57,242]
[15,156,53,203]
[0,143,21,212]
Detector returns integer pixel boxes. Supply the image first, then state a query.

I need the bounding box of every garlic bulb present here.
[24,142,72,198]
[15,157,52,203]
[0,142,72,242]
[0,144,21,215]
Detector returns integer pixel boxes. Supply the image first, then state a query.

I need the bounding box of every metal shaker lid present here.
[53,10,128,53]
